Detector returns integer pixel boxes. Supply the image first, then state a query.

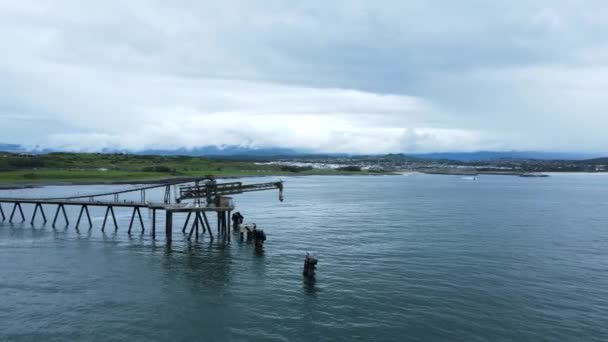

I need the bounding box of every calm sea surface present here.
[1,174,607,341]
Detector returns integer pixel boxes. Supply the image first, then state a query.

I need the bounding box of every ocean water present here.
[1,174,607,341]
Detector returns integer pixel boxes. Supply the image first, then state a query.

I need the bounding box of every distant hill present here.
[0,143,23,152]
[579,157,608,165]
[0,144,307,157]
[409,151,606,162]
[1,143,605,162]
[134,145,307,157]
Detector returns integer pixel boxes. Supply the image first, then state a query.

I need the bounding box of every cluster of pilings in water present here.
[166,205,234,241]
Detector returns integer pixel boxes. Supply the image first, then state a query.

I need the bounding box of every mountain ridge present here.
[0,143,605,161]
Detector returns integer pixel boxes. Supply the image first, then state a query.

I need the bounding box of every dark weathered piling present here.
[128,207,145,234]
[75,205,92,230]
[188,213,198,241]
[165,211,173,241]
[197,212,206,234]
[202,212,213,239]
[152,208,156,239]
[217,212,221,235]
[101,206,118,232]
[303,254,318,278]
[52,204,69,228]
[30,203,47,225]
[182,212,192,233]
[9,202,25,223]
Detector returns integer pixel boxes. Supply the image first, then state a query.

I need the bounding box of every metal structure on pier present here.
[0,176,284,242]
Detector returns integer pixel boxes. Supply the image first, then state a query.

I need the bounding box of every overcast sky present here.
[1,1,607,153]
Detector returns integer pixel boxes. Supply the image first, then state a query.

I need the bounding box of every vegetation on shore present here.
[0,152,385,184]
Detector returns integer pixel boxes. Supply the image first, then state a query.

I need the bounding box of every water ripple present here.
[1,175,608,341]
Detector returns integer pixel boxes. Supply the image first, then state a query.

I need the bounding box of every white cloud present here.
[1,0,607,153]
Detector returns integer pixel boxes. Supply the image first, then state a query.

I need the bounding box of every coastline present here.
[0,172,396,190]
[401,169,607,177]
[0,176,220,190]
[414,169,548,177]
[2,169,607,190]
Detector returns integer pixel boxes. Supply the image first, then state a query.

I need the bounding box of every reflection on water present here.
[302,277,318,297]
[254,244,265,257]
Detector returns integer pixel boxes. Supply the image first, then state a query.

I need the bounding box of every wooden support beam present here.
[9,203,17,222]
[195,213,199,239]
[30,203,39,225]
[52,205,60,227]
[39,204,47,223]
[52,204,69,227]
[188,212,198,239]
[197,212,206,234]
[136,207,145,233]
[165,211,173,241]
[164,185,171,204]
[0,203,5,221]
[187,225,193,241]
[182,212,192,233]
[217,212,221,235]
[188,214,198,241]
[9,203,25,223]
[102,207,110,232]
[218,211,223,239]
[29,203,47,225]
[61,205,69,226]
[202,212,213,239]
[222,211,228,241]
[84,205,92,229]
[152,209,156,239]
[75,205,85,230]
[128,207,136,234]
[226,211,230,242]
[128,207,145,234]
[111,207,118,231]
[102,206,119,232]
[18,203,25,222]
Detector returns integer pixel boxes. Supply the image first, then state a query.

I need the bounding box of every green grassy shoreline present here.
[0,169,386,189]
[0,151,390,188]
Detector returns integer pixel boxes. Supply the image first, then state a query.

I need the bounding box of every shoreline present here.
[2,170,607,190]
[0,175,275,190]
[401,170,608,177]
[0,173,395,190]
[414,170,546,177]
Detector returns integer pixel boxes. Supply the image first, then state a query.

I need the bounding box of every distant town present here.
[259,153,608,175]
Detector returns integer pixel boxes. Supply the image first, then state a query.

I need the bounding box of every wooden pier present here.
[0,177,283,243]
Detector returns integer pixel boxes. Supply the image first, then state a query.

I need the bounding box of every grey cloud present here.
[0,0,607,153]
